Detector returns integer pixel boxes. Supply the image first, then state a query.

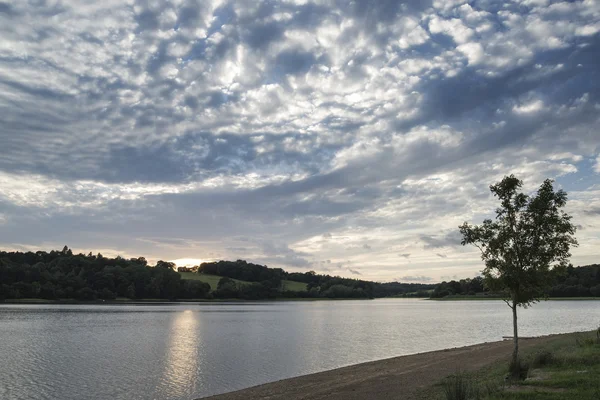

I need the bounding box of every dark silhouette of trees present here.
[0,248,436,301]
[431,276,486,298]
[459,175,577,377]
[431,265,600,299]
[0,248,209,301]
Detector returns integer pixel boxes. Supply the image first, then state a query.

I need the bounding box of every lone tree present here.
[459,175,577,376]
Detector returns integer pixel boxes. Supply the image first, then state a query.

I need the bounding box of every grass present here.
[178,272,248,291]
[179,272,308,292]
[432,329,600,400]
[442,373,475,400]
[282,280,308,292]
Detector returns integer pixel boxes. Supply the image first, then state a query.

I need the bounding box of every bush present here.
[508,358,529,380]
[442,373,473,400]
[530,350,554,368]
[99,288,116,300]
[76,287,97,300]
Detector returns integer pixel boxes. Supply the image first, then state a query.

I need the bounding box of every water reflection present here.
[158,310,204,400]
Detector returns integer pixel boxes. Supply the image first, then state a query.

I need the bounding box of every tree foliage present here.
[459,175,577,305]
[459,175,577,376]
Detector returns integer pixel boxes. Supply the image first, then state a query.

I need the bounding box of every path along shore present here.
[199,333,568,400]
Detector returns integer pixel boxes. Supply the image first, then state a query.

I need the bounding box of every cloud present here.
[584,207,600,216]
[421,231,463,249]
[0,0,599,282]
[398,275,434,282]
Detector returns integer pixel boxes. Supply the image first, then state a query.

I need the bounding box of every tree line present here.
[0,248,435,301]
[197,260,435,299]
[0,247,210,301]
[430,264,600,299]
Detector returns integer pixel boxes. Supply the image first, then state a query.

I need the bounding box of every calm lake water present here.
[0,299,598,400]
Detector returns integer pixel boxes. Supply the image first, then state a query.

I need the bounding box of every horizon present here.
[1,246,597,286]
[1,0,599,283]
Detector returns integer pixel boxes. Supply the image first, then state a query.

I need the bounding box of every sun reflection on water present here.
[158,310,204,399]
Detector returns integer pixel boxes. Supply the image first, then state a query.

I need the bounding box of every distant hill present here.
[179,259,435,299]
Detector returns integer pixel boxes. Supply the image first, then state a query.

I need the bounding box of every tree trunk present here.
[511,301,519,373]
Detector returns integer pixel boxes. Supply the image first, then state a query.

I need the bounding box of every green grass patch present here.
[178,272,249,291]
[282,280,308,292]
[179,272,308,292]
[423,330,600,400]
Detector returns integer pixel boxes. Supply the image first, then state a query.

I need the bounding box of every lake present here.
[0,299,598,400]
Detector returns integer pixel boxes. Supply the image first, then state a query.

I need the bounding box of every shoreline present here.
[0,297,372,305]
[198,331,587,400]
[3,296,598,305]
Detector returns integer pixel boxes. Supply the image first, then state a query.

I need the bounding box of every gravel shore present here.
[199,334,565,400]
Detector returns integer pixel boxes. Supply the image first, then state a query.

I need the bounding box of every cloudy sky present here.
[1,0,599,283]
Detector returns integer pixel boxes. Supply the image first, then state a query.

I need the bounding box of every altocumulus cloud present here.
[0,0,599,282]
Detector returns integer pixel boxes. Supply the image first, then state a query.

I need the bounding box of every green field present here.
[178,272,248,291]
[179,272,307,292]
[282,280,308,292]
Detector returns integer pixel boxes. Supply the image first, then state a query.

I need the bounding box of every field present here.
[178,272,248,291]
[179,272,307,292]
[282,280,308,292]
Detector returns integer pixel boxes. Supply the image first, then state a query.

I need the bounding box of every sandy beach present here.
[200,334,566,400]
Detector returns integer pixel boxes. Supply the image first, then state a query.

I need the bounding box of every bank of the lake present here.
[200,330,599,400]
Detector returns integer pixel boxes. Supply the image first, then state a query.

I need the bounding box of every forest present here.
[0,248,434,301]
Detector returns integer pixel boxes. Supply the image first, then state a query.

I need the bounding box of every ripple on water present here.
[0,300,598,400]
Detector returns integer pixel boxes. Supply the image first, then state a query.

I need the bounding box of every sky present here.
[0,0,599,283]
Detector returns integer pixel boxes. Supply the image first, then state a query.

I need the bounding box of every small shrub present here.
[530,350,554,368]
[442,373,473,400]
[508,358,529,380]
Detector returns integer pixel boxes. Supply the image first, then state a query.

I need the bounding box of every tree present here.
[214,277,239,298]
[459,175,577,377]
[156,260,176,270]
